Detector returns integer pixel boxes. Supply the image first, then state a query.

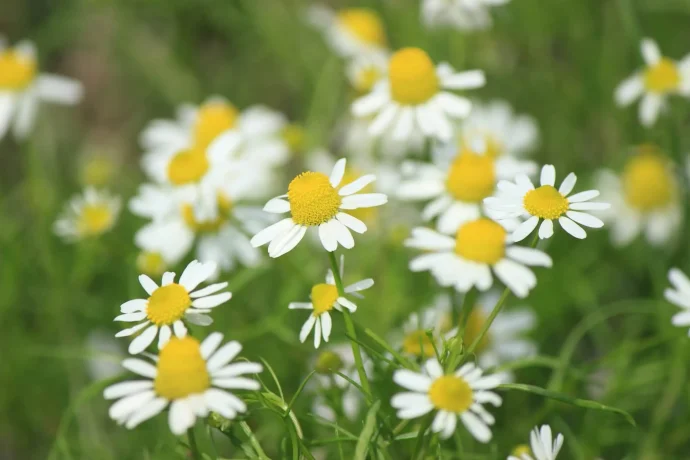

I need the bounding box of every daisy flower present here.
[391,358,503,441]
[338,115,426,159]
[614,38,690,127]
[664,268,690,334]
[306,5,387,58]
[596,147,681,246]
[136,251,168,278]
[103,333,262,435]
[395,295,452,359]
[53,188,121,242]
[405,218,552,298]
[351,47,485,142]
[346,51,389,95]
[250,158,388,257]
[0,37,83,140]
[485,164,610,241]
[288,257,373,348]
[508,425,564,460]
[114,260,231,354]
[397,139,536,233]
[422,0,510,31]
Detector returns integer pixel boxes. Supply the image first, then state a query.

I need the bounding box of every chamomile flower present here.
[406,219,552,298]
[352,47,485,142]
[391,358,503,441]
[0,37,83,140]
[288,258,373,348]
[615,38,690,127]
[114,260,231,354]
[422,0,510,31]
[136,251,168,278]
[103,334,262,435]
[508,425,564,460]
[307,5,387,58]
[485,165,610,241]
[596,148,681,246]
[398,139,536,233]
[664,268,690,334]
[395,295,452,359]
[53,188,121,242]
[346,51,389,94]
[250,158,388,257]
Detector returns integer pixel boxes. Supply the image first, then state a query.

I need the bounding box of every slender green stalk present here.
[240,421,270,460]
[447,288,477,371]
[187,427,202,460]
[328,251,372,398]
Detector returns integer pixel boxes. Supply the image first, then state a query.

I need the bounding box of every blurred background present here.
[2,0,690,458]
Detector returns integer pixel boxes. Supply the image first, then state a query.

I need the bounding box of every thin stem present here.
[240,421,270,460]
[447,288,478,371]
[328,251,372,398]
[187,427,202,460]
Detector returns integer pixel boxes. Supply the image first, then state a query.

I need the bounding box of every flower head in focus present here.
[54,188,121,242]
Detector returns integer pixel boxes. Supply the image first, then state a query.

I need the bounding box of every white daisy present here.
[398,139,536,234]
[485,164,610,241]
[391,358,503,441]
[0,37,83,140]
[337,115,426,159]
[288,257,373,348]
[422,0,510,31]
[406,218,552,297]
[664,268,690,335]
[103,333,262,435]
[114,260,231,354]
[250,158,388,257]
[395,295,452,359]
[508,425,564,460]
[352,47,485,142]
[136,251,168,278]
[614,38,690,127]
[596,148,681,247]
[306,5,387,58]
[53,187,121,242]
[346,51,389,94]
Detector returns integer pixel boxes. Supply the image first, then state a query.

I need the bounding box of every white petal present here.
[213,362,263,378]
[299,315,317,343]
[207,341,242,372]
[200,332,224,359]
[340,193,388,209]
[263,197,290,214]
[540,165,556,186]
[157,325,172,349]
[212,377,260,390]
[392,107,414,140]
[124,397,168,429]
[615,74,644,106]
[345,278,374,293]
[288,302,313,310]
[138,275,158,295]
[314,319,322,348]
[128,325,158,354]
[12,90,38,139]
[269,225,307,258]
[339,174,376,196]
[351,90,388,117]
[370,104,399,136]
[639,93,663,127]
[186,313,213,326]
[330,220,354,249]
[168,399,196,435]
[319,222,338,252]
[567,190,599,202]
[336,212,367,234]
[192,292,232,309]
[115,321,150,338]
[510,216,539,242]
[161,272,176,286]
[114,311,147,322]
[434,92,471,117]
[506,246,552,267]
[566,210,604,228]
[190,282,228,298]
[36,74,83,104]
[179,260,216,292]
[330,158,347,187]
[336,297,357,312]
[321,312,332,342]
[441,70,486,89]
[109,390,156,421]
[558,217,587,239]
[393,370,432,392]
[122,358,158,378]
[558,173,577,196]
[104,380,154,399]
[173,320,187,338]
[538,219,553,239]
[424,359,444,378]
[641,38,661,65]
[251,218,294,248]
[460,411,492,443]
[0,93,15,139]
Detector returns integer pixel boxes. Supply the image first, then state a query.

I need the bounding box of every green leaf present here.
[284,370,317,417]
[354,400,381,460]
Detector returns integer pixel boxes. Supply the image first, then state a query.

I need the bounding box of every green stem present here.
[240,421,270,460]
[328,252,372,398]
[447,288,478,371]
[187,427,202,460]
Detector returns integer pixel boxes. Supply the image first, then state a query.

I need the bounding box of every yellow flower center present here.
[622,152,674,211]
[644,58,681,93]
[455,218,506,264]
[511,445,532,457]
[193,102,239,149]
[311,283,339,317]
[282,123,306,153]
[0,50,36,90]
[288,172,342,226]
[80,156,115,187]
[523,185,569,220]
[154,337,210,400]
[146,283,191,326]
[181,194,233,233]
[445,151,496,202]
[315,351,344,375]
[167,148,209,186]
[428,375,473,413]
[462,308,490,354]
[388,48,439,105]
[336,8,386,47]
[76,204,115,237]
[402,330,436,358]
[136,251,167,277]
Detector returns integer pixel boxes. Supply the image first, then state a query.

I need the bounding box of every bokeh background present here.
[2,0,690,458]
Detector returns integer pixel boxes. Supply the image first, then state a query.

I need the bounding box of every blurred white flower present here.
[346,51,389,94]
[664,268,690,334]
[306,5,387,58]
[54,188,121,242]
[85,331,124,381]
[394,294,452,359]
[508,425,564,460]
[422,0,510,31]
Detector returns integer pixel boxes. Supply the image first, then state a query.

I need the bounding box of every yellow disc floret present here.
[136,251,167,277]
[511,445,532,457]
[644,58,681,93]
[193,102,239,149]
[402,330,436,358]
[622,151,674,211]
[167,148,210,186]
[445,151,496,202]
[428,375,473,413]
[146,283,192,326]
[288,172,342,226]
[388,48,439,105]
[336,8,386,47]
[523,185,569,220]
[154,337,210,400]
[455,218,506,264]
[315,351,344,375]
[282,123,306,153]
[463,308,490,354]
[0,50,36,90]
[77,204,116,237]
[311,283,339,317]
[182,194,233,233]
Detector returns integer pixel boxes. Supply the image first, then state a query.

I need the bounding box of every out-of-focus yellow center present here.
[154,337,210,400]
[354,66,382,93]
[311,283,339,317]
[428,375,473,413]
[81,156,115,187]
[511,445,532,457]
[77,204,115,237]
[463,308,490,354]
[193,102,239,149]
[0,50,36,90]
[336,8,386,47]
[622,151,674,211]
[455,218,506,264]
[402,330,435,358]
[288,172,342,226]
[167,148,209,186]
[315,350,344,374]
[146,283,191,326]
[282,123,305,153]
[445,151,496,202]
[136,251,167,277]
[388,48,439,105]
[644,58,680,93]
[181,194,233,233]
[523,185,569,220]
